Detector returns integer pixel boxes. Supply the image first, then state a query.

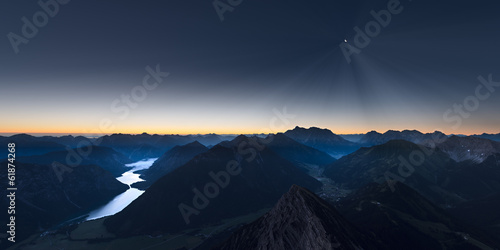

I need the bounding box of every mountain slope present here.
[473,133,500,142]
[284,126,360,158]
[443,153,500,201]
[449,154,500,242]
[323,140,460,206]
[0,161,128,245]
[215,185,378,250]
[97,133,230,161]
[133,141,209,189]
[338,182,498,249]
[104,136,322,236]
[436,135,500,163]
[265,133,336,173]
[16,146,133,177]
[0,134,66,158]
[359,130,447,147]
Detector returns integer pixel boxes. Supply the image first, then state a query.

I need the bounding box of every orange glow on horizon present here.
[1,126,498,136]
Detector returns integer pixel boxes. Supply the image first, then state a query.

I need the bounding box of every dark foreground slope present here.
[338,182,498,249]
[104,136,322,236]
[449,153,500,243]
[0,161,128,246]
[215,185,378,250]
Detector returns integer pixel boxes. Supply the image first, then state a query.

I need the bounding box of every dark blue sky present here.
[1,0,499,134]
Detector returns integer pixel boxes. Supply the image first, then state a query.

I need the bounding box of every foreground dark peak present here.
[215,185,376,250]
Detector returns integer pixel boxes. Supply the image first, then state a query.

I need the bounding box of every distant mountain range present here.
[3,128,500,249]
[472,133,500,142]
[284,126,360,158]
[16,145,133,177]
[104,135,322,236]
[1,134,67,157]
[97,133,235,161]
[358,130,448,147]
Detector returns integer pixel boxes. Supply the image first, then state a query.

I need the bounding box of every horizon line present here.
[0,128,497,137]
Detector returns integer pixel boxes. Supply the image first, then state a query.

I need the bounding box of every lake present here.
[85,158,158,221]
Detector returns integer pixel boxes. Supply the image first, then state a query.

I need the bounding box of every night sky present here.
[1,0,499,135]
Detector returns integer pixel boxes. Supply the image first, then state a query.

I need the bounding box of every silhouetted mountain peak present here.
[288,126,339,137]
[216,185,376,250]
[284,127,359,158]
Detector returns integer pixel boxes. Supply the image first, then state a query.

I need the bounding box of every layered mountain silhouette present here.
[359,130,448,147]
[16,145,133,177]
[436,135,500,163]
[0,161,128,244]
[36,135,95,148]
[133,141,209,189]
[104,135,322,236]
[215,185,378,250]
[284,126,359,158]
[265,133,336,172]
[1,134,67,158]
[97,133,233,161]
[338,182,498,249]
[323,140,461,206]
[473,133,500,142]
[5,130,500,250]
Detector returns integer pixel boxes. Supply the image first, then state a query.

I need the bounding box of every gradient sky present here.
[1,0,499,135]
